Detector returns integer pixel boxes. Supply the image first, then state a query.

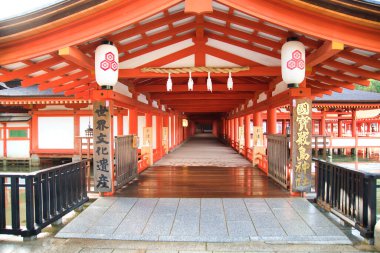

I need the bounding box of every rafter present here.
[64,83,97,96]
[161,99,245,105]
[337,50,380,69]
[139,45,196,67]
[53,77,93,93]
[314,75,355,90]
[22,65,78,87]
[307,79,343,93]
[324,60,380,80]
[59,46,94,71]
[314,66,369,86]
[0,56,61,82]
[306,41,344,67]
[204,45,261,66]
[39,70,89,90]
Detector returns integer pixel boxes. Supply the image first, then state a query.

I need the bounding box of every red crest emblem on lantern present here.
[100,52,118,71]
[286,50,305,70]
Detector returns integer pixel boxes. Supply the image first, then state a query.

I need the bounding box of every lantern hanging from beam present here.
[182,119,189,127]
[95,41,119,88]
[281,38,305,88]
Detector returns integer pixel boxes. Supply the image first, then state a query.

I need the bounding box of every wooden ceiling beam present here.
[22,65,78,87]
[58,46,94,71]
[314,66,369,86]
[161,99,245,105]
[139,45,196,67]
[207,33,280,59]
[135,83,267,92]
[64,83,97,96]
[39,71,89,90]
[120,66,280,78]
[306,41,344,67]
[120,34,193,62]
[0,56,61,82]
[307,79,343,93]
[204,45,261,66]
[323,60,380,81]
[313,75,355,90]
[337,50,380,69]
[53,77,94,93]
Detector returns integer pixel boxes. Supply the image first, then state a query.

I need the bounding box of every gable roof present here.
[315,89,380,103]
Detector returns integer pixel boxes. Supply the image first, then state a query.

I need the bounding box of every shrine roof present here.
[314,89,380,103]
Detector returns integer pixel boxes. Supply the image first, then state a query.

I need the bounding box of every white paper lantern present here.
[281,40,305,86]
[95,42,119,87]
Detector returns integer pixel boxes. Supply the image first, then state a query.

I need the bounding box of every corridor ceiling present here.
[0,0,379,115]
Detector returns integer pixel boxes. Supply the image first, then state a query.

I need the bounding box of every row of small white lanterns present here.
[95,39,305,90]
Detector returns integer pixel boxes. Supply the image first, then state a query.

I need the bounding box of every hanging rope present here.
[140,66,249,74]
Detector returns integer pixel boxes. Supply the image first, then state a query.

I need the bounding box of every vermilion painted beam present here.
[314,75,355,90]
[204,22,281,51]
[39,70,89,90]
[22,65,78,87]
[135,83,267,93]
[139,45,196,67]
[0,57,63,82]
[324,60,380,81]
[151,92,255,100]
[59,46,95,71]
[64,83,97,96]
[53,77,93,93]
[306,41,344,67]
[204,45,261,66]
[219,0,380,51]
[206,33,280,59]
[119,34,193,62]
[119,23,195,57]
[119,66,280,78]
[314,66,369,86]
[337,50,380,69]
[80,11,194,53]
[307,79,343,93]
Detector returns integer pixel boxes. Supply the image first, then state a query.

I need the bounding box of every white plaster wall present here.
[6,122,29,127]
[138,116,146,148]
[123,116,129,135]
[38,117,74,149]
[113,116,118,136]
[0,140,4,157]
[152,116,157,149]
[7,140,29,158]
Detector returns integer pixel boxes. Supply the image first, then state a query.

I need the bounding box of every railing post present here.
[11,177,20,230]
[25,176,35,233]
[0,177,5,229]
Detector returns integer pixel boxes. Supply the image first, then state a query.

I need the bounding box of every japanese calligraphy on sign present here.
[292,98,312,192]
[93,101,112,192]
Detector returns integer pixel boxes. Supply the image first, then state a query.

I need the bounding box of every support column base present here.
[72,155,82,162]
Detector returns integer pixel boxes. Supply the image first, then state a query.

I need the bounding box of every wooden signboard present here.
[291,98,312,192]
[253,126,264,146]
[93,101,112,192]
[238,126,244,149]
[143,127,153,146]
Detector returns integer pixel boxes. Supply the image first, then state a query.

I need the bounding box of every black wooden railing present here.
[115,135,138,190]
[0,159,90,237]
[314,158,380,238]
[267,134,290,189]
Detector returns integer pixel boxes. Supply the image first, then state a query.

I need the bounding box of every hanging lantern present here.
[207,72,212,92]
[188,72,193,91]
[227,71,233,90]
[166,73,172,91]
[182,119,189,127]
[281,38,305,88]
[95,41,119,88]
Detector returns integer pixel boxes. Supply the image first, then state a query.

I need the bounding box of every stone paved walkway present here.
[56,197,351,244]
[153,134,252,167]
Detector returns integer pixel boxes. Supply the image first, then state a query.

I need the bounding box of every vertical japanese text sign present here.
[93,101,112,192]
[291,98,312,192]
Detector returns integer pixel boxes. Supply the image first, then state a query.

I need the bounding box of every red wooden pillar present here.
[352,109,357,137]
[156,114,163,157]
[234,117,239,147]
[117,112,124,136]
[320,109,326,135]
[146,113,152,127]
[129,108,138,135]
[282,119,287,135]
[30,111,38,154]
[253,112,263,127]
[267,107,277,134]
[171,114,175,148]
[228,119,231,141]
[231,118,235,145]
[244,114,251,155]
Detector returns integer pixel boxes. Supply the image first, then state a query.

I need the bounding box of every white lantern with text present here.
[281,40,305,88]
[95,41,119,88]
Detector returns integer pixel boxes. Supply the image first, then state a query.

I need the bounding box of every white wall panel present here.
[38,117,74,149]
[7,140,29,158]
[0,140,4,157]
[138,116,146,148]
[123,116,129,135]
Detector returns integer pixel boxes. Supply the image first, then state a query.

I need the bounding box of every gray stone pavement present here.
[153,134,252,167]
[56,197,352,244]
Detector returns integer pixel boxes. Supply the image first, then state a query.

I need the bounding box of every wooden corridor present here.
[116,135,290,198]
